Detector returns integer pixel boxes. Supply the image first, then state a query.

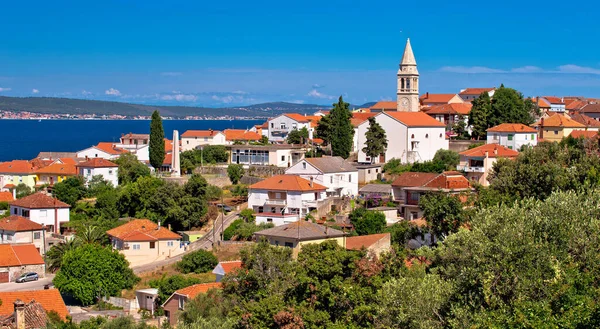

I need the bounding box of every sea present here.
[0,119,265,162]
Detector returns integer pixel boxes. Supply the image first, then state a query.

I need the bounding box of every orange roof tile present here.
[383,112,446,127]
[95,142,128,155]
[181,130,223,138]
[56,158,77,165]
[537,114,586,128]
[224,129,262,141]
[350,112,376,127]
[0,289,68,320]
[570,130,599,139]
[345,233,390,251]
[487,123,537,133]
[0,244,44,267]
[10,192,70,209]
[535,98,551,108]
[569,113,600,128]
[106,219,181,241]
[391,172,439,187]
[0,192,14,202]
[425,103,472,115]
[250,175,327,192]
[77,158,118,168]
[423,172,471,189]
[282,113,321,123]
[0,160,36,175]
[543,96,565,104]
[218,260,243,274]
[369,101,397,110]
[175,282,222,299]
[459,88,495,95]
[566,100,588,111]
[420,93,460,104]
[460,143,519,158]
[34,163,77,176]
[0,216,43,232]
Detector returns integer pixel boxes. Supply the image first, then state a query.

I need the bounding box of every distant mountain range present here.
[0,96,376,118]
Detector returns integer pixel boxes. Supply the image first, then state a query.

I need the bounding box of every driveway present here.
[0,274,55,292]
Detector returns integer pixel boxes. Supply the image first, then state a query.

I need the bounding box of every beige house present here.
[458,144,519,186]
[535,114,586,142]
[106,219,184,267]
[0,216,46,255]
[345,233,391,257]
[180,130,227,151]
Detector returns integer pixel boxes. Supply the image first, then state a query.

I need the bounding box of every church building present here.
[396,39,420,112]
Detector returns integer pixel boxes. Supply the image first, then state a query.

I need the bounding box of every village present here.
[1,39,600,328]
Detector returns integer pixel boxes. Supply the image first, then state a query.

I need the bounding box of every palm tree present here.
[46,239,78,272]
[75,225,106,245]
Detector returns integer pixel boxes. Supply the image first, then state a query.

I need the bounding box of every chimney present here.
[310,177,314,188]
[14,299,25,329]
[157,221,161,229]
[485,151,489,158]
[494,147,498,155]
[12,188,16,200]
[426,92,429,98]
[168,224,171,231]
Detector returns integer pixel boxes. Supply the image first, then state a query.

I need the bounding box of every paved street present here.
[0,274,54,292]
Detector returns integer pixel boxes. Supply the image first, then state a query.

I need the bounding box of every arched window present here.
[439,133,443,138]
[411,134,415,138]
[401,78,404,89]
[425,134,429,138]
[406,79,411,90]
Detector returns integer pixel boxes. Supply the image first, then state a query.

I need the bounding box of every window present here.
[22,210,29,217]
[554,130,559,135]
[284,242,294,248]
[349,174,351,182]
[376,168,379,173]
[367,169,371,174]
[330,176,333,184]
[187,141,189,144]
[411,134,415,138]
[275,240,280,246]
[439,133,442,138]
[493,134,498,140]
[281,155,285,161]
[302,162,306,169]
[179,297,185,310]
[425,134,429,138]
[292,123,297,130]
[507,134,514,141]
[531,134,535,140]
[6,235,12,241]
[411,141,419,150]
[280,123,286,129]
[86,169,92,175]
[271,123,274,128]
[95,153,98,157]
[258,206,264,213]
[34,232,41,240]
[167,241,174,247]
[275,192,281,199]
[271,207,276,213]
[13,208,17,215]
[204,137,208,141]
[109,170,113,175]
[267,218,273,223]
[150,242,156,249]
[132,244,141,250]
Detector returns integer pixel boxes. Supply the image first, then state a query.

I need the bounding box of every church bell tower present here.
[397,38,419,112]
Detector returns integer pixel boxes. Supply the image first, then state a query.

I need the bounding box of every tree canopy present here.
[286,127,309,144]
[149,110,165,170]
[227,164,244,185]
[363,117,388,163]
[317,96,354,158]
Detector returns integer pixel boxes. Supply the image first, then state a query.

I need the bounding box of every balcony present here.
[463,166,485,173]
[265,199,287,206]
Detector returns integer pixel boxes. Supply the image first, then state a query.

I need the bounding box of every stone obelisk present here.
[172,130,181,177]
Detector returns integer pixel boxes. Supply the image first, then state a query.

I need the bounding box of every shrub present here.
[176,250,218,274]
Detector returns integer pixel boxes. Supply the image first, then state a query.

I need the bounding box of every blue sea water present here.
[0,119,264,162]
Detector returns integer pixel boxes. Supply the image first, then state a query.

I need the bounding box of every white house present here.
[230,145,307,168]
[357,112,448,164]
[458,88,496,102]
[248,175,327,226]
[77,158,119,187]
[486,123,538,150]
[9,192,70,234]
[267,114,320,143]
[181,130,227,151]
[540,96,566,113]
[76,142,127,160]
[351,113,376,153]
[285,157,358,197]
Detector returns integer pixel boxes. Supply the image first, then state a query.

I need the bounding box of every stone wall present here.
[449,140,484,153]
[9,264,45,282]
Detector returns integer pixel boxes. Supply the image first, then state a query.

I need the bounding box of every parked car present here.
[216,204,232,212]
[16,272,39,283]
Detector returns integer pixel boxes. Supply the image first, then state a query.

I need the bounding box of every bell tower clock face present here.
[400,97,410,111]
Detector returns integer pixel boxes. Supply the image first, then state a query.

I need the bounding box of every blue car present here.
[16,272,38,283]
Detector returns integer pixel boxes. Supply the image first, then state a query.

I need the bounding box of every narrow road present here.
[132,206,244,274]
[0,274,54,292]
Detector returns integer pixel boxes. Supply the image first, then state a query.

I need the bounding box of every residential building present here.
[570,112,600,131]
[180,130,227,151]
[0,216,46,255]
[224,129,263,144]
[424,103,472,126]
[359,184,394,201]
[248,175,327,226]
[457,144,519,186]
[34,163,77,187]
[345,233,391,257]
[77,158,119,187]
[458,88,496,102]
[367,207,400,224]
[419,93,464,106]
[178,230,204,243]
[36,152,77,161]
[566,100,588,113]
[286,157,358,197]
[356,111,448,164]
[396,39,420,112]
[535,98,552,113]
[579,104,600,121]
[535,114,586,142]
[0,289,68,320]
[120,133,149,146]
[9,193,70,234]
[0,299,50,329]
[135,289,159,315]
[253,221,346,258]
[76,142,127,160]
[266,114,320,143]
[486,123,538,150]
[162,283,222,325]
[354,163,382,184]
[0,160,39,190]
[212,260,243,282]
[0,244,45,282]
[229,145,306,168]
[369,101,398,113]
[540,96,566,113]
[392,171,471,220]
[570,130,599,139]
[350,112,377,153]
[106,219,184,267]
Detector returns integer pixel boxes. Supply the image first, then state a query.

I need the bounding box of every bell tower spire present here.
[397,38,420,112]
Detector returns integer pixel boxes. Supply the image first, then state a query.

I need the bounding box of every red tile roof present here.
[487,123,537,133]
[459,88,495,95]
[224,129,262,141]
[420,93,460,104]
[569,113,600,128]
[106,219,181,241]
[95,142,128,155]
[423,172,471,189]
[283,113,322,124]
[537,114,586,128]
[543,96,565,104]
[0,289,68,320]
[215,260,243,275]
[566,100,588,111]
[0,160,36,175]
[250,175,327,192]
[345,233,390,251]
[181,130,222,138]
[580,104,600,114]
[56,158,77,165]
[350,113,376,127]
[175,282,222,299]
[0,216,43,232]
[570,130,599,139]
[369,101,397,110]
[0,244,44,267]
[535,98,551,108]
[10,192,70,209]
[34,163,77,176]
[77,158,118,168]
[425,103,472,115]
[383,112,446,127]
[459,143,519,158]
[391,172,439,187]
[0,192,14,202]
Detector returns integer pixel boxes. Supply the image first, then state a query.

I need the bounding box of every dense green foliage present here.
[349,207,387,235]
[382,149,461,176]
[317,96,354,158]
[181,145,229,172]
[226,164,244,185]
[286,127,309,144]
[149,110,165,169]
[223,219,274,241]
[420,192,465,241]
[53,244,139,305]
[113,153,151,185]
[53,176,88,207]
[149,274,205,302]
[362,117,388,163]
[15,183,33,198]
[176,250,219,274]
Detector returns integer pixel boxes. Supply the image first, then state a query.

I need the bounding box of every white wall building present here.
[249,175,327,226]
[286,157,358,197]
[486,123,538,150]
[357,112,448,164]
[230,145,306,168]
[76,143,127,160]
[9,192,70,234]
[181,130,227,152]
[77,158,119,187]
[267,114,320,143]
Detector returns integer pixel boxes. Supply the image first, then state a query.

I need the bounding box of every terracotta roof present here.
[77,158,118,168]
[212,261,243,276]
[0,299,49,328]
[34,163,77,176]
[224,129,262,141]
[2,184,15,189]
[94,142,128,155]
[121,133,149,140]
[304,157,357,173]
[423,171,471,189]
[260,121,269,129]
[0,289,68,320]
[383,112,446,127]
[56,158,77,165]
[570,130,599,139]
[569,113,600,128]
[282,114,322,124]
[254,221,345,241]
[0,244,44,267]
[420,94,460,104]
[537,114,585,128]
[535,98,551,108]
[0,216,43,232]
[0,192,14,202]
[566,100,588,111]
[345,233,390,251]
[425,103,472,115]
[106,219,181,241]
[459,143,519,158]
[392,172,438,187]
[10,192,70,209]
[175,283,222,299]
[181,130,222,138]
[487,123,537,133]
[369,101,397,110]
[580,104,600,114]
[249,175,327,192]
[0,161,36,175]
[542,96,565,104]
[459,88,495,95]
[351,112,376,127]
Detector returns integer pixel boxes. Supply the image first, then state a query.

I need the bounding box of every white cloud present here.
[289,100,305,104]
[161,93,198,102]
[0,87,11,92]
[312,84,324,89]
[81,90,93,96]
[439,66,505,74]
[161,72,183,77]
[307,89,334,99]
[32,89,39,94]
[511,66,543,73]
[105,88,121,96]
[439,64,600,75]
[557,64,600,74]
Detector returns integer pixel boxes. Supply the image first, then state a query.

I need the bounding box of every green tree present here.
[488,85,536,127]
[432,149,460,171]
[468,91,492,140]
[349,207,387,235]
[319,96,354,158]
[383,158,412,175]
[149,274,203,302]
[239,208,255,223]
[452,114,469,139]
[227,164,244,185]
[286,127,309,144]
[53,176,87,207]
[149,110,165,170]
[420,192,465,241]
[176,250,218,274]
[315,113,333,146]
[86,175,114,197]
[14,183,32,199]
[114,153,150,184]
[258,135,269,145]
[45,239,78,272]
[53,244,139,305]
[362,117,388,163]
[75,225,106,245]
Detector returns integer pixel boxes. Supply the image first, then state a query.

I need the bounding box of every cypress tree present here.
[329,96,354,159]
[468,91,491,140]
[149,110,165,170]
[362,117,388,163]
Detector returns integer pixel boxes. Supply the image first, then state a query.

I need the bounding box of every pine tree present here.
[149,110,165,170]
[329,96,354,159]
[469,91,491,140]
[362,117,388,164]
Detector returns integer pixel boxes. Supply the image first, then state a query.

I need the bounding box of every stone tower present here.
[171,130,181,178]
[397,38,420,112]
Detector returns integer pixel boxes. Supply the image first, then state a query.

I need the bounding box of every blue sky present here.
[1,0,600,107]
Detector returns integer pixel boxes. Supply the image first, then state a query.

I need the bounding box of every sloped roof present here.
[487,123,537,133]
[569,113,600,128]
[0,289,69,320]
[121,133,149,140]
[106,219,181,241]
[580,104,600,113]
[0,192,14,202]
[55,158,77,165]
[0,244,44,267]
[543,96,565,104]
[537,114,585,128]
[535,98,551,108]
[10,192,70,209]
[566,100,588,111]
[420,94,460,104]
[423,171,471,189]
[224,129,262,141]
[282,114,322,125]
[34,163,77,176]
[570,130,599,139]
[162,282,222,307]
[0,216,43,232]
[391,172,438,187]
[181,130,223,138]
[383,112,446,127]
[350,112,376,127]
[459,88,495,95]
[304,157,357,173]
[249,175,327,192]
[254,221,345,241]
[401,38,417,65]
[77,158,118,168]
[359,184,393,194]
[212,260,243,276]
[460,143,519,158]
[94,142,128,155]
[0,299,49,328]
[369,101,397,111]
[346,233,390,251]
[425,103,472,115]
[0,160,36,175]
